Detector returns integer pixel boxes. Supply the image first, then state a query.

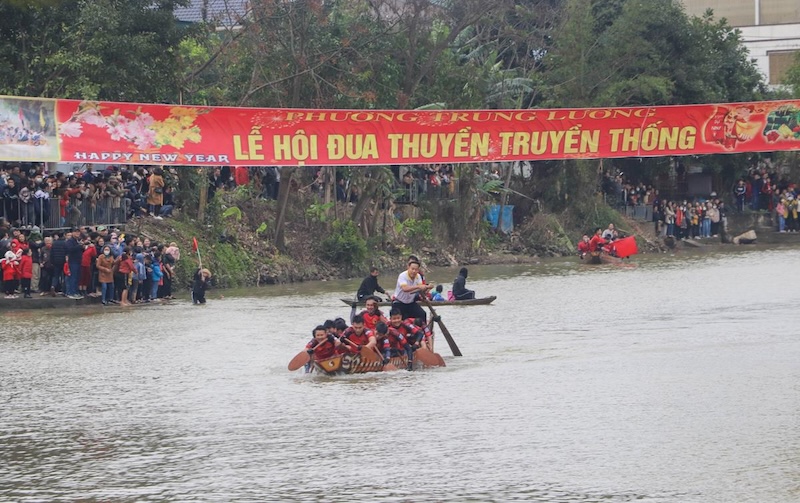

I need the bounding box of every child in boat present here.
[430,284,445,301]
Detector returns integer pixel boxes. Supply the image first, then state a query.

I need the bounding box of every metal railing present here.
[1,196,130,230]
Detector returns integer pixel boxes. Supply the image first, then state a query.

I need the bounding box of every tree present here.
[0,0,190,101]
[783,51,800,97]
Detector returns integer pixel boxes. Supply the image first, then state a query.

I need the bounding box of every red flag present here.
[611,236,638,258]
[192,237,198,253]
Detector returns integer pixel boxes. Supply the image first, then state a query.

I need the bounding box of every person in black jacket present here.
[64,230,83,298]
[192,268,211,304]
[356,267,387,301]
[49,232,67,295]
[452,267,475,300]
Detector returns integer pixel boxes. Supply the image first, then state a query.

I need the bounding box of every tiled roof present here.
[174,0,250,26]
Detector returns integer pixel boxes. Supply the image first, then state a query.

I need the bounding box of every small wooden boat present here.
[586,251,623,265]
[340,295,496,307]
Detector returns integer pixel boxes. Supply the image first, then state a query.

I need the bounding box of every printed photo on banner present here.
[0,96,59,161]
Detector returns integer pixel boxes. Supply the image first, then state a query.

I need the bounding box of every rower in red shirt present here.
[374,321,413,370]
[305,325,343,361]
[388,308,423,350]
[357,296,388,331]
[339,314,377,352]
[588,227,608,253]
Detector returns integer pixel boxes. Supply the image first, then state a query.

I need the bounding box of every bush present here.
[397,218,433,241]
[320,220,367,270]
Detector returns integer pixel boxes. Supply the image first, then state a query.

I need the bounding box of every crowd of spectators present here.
[0,222,181,303]
[0,163,175,231]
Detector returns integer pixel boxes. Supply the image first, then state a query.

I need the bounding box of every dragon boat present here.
[298,347,445,375]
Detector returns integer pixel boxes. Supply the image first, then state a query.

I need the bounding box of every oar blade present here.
[414,348,443,368]
[421,297,462,357]
[288,351,310,371]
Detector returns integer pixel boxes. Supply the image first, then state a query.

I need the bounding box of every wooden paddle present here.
[415,347,445,368]
[421,296,462,357]
[369,347,397,371]
[287,349,311,371]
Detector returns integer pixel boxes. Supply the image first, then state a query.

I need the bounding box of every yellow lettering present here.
[402,134,420,158]
[641,126,659,151]
[362,134,378,159]
[513,132,530,156]
[274,135,291,160]
[659,127,679,150]
[608,129,624,152]
[499,132,514,155]
[679,126,696,149]
[437,133,455,157]
[470,133,489,157]
[563,129,580,154]
[454,130,470,157]
[621,129,639,152]
[328,135,344,160]
[248,134,264,161]
[420,134,436,159]
[530,132,547,155]
[548,131,565,154]
[388,134,402,158]
[233,135,248,160]
[580,130,600,153]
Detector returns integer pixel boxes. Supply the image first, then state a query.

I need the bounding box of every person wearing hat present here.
[452,267,476,301]
[1,250,19,298]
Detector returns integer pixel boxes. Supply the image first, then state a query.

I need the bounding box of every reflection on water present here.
[2,247,800,502]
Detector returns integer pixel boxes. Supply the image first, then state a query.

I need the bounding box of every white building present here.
[681,0,800,85]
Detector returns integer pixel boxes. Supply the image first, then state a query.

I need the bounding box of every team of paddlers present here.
[304,306,433,372]
[576,223,638,259]
[297,255,457,373]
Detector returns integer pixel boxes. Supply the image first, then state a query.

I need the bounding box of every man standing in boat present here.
[393,258,433,322]
[356,266,387,301]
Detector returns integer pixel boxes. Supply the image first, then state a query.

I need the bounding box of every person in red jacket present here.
[588,228,607,253]
[80,240,97,297]
[18,247,33,298]
[577,235,591,258]
[2,251,19,298]
[234,166,250,186]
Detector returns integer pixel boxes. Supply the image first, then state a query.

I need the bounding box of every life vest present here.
[394,319,422,344]
[381,327,408,353]
[306,337,337,361]
[360,309,385,331]
[341,326,374,347]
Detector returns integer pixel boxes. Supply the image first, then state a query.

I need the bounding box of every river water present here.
[1,246,799,502]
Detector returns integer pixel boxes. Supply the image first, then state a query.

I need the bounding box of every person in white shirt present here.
[392,258,433,322]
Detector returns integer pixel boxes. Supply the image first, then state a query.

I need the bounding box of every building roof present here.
[174,0,250,27]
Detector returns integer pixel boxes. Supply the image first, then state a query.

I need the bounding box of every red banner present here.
[1,95,799,166]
